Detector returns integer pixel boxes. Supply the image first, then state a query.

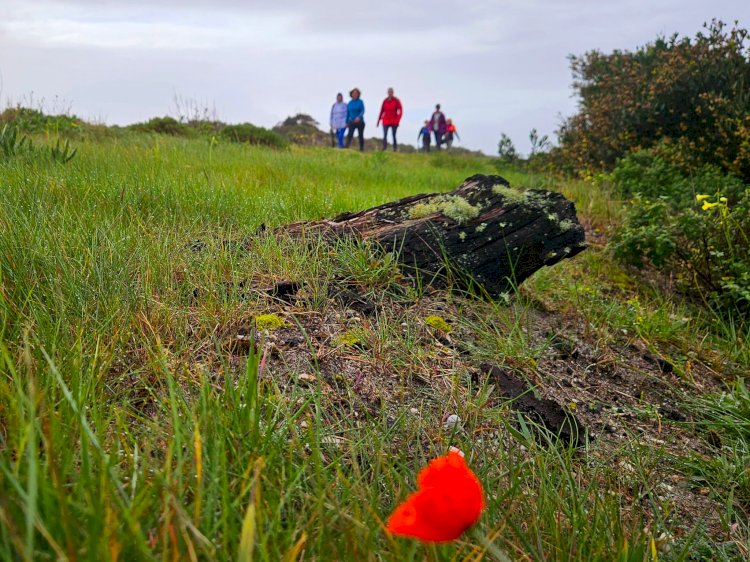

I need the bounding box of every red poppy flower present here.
[386,450,485,542]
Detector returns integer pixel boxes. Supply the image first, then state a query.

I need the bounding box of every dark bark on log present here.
[284,174,586,296]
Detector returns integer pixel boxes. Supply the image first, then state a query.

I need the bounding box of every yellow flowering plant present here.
[615,186,750,316]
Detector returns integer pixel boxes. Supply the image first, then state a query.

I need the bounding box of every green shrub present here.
[0,107,82,135]
[130,116,191,136]
[559,20,750,181]
[496,133,518,164]
[186,119,224,135]
[613,188,750,316]
[220,123,289,149]
[611,146,750,317]
[612,147,746,206]
[272,113,328,146]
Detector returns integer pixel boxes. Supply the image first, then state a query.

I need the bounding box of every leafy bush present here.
[612,146,746,207]
[220,123,289,149]
[129,116,191,136]
[185,119,224,135]
[558,20,750,181]
[272,113,328,146]
[528,128,550,157]
[0,107,82,135]
[497,133,517,163]
[612,166,750,316]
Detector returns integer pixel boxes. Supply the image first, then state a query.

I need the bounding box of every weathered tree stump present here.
[285,174,586,296]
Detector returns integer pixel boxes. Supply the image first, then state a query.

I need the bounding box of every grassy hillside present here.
[0,134,747,560]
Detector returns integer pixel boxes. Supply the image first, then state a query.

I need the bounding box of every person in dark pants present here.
[444,118,460,149]
[376,87,403,151]
[345,88,365,151]
[418,121,431,152]
[429,104,447,150]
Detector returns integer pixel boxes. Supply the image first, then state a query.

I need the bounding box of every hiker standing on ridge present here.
[418,121,431,152]
[429,104,447,150]
[345,88,366,151]
[376,87,403,151]
[444,118,460,150]
[330,93,348,148]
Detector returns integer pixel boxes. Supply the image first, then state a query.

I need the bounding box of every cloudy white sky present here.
[0,1,746,154]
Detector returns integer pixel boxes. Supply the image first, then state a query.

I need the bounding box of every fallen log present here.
[285,174,586,296]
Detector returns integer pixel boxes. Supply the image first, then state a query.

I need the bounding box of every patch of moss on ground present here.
[255,313,286,331]
[335,331,362,347]
[424,314,452,333]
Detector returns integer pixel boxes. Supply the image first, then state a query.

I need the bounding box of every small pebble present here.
[443,414,461,431]
[298,373,317,385]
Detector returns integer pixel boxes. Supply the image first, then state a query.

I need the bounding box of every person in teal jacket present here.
[345,88,365,151]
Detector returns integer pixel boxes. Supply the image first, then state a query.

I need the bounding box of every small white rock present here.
[298,373,317,385]
[443,414,461,431]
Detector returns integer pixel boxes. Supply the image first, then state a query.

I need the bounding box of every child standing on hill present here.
[345,88,366,151]
[418,121,431,152]
[444,118,460,150]
[330,93,348,148]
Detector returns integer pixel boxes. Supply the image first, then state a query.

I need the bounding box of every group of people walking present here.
[329,88,459,152]
[418,105,460,152]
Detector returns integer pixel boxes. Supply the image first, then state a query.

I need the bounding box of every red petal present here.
[386,451,484,543]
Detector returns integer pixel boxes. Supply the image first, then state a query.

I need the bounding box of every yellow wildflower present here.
[696,194,710,201]
[702,201,719,211]
[719,197,728,203]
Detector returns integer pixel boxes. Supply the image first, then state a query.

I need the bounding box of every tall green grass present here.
[0,135,744,560]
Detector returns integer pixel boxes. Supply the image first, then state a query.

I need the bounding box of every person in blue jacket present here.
[418,120,431,152]
[345,88,365,151]
[330,93,348,148]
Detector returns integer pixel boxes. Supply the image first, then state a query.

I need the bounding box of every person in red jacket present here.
[376,87,403,151]
[445,118,460,149]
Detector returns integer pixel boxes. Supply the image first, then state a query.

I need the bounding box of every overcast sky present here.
[0,1,746,154]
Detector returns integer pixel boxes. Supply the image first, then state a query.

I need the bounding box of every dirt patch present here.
[133,272,732,537]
